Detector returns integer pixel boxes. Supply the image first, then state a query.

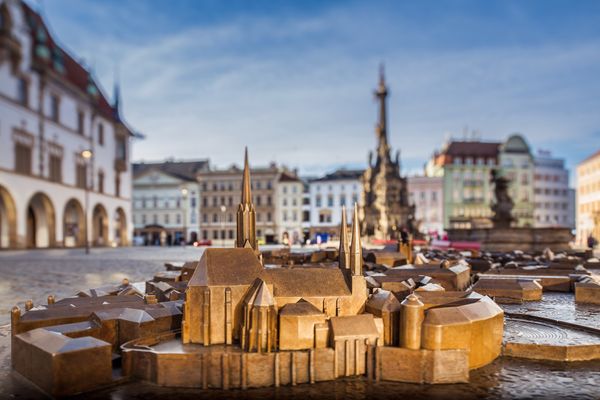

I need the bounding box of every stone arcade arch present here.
[63,199,85,247]
[114,207,127,246]
[92,204,108,246]
[0,185,17,249]
[26,192,56,248]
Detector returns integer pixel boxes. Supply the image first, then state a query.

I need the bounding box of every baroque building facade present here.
[533,150,575,229]
[0,0,133,249]
[197,157,281,245]
[308,169,363,242]
[132,160,208,245]
[360,67,413,240]
[407,175,444,236]
[576,149,600,246]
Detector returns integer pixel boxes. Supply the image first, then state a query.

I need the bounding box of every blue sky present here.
[35,0,600,179]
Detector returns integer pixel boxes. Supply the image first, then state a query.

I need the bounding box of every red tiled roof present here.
[278,171,301,183]
[21,2,117,121]
[579,149,600,165]
[443,141,501,158]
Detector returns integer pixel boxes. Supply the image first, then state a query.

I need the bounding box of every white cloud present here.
[41,1,600,176]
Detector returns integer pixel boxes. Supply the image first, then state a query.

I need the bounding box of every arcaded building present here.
[0,1,134,249]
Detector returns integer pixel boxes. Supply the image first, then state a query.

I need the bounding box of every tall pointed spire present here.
[374,63,390,163]
[241,147,252,205]
[236,147,257,251]
[339,205,350,269]
[350,203,363,276]
[113,71,122,122]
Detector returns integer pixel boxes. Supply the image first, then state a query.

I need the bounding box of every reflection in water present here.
[80,358,599,400]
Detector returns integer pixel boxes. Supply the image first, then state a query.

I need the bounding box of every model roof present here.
[189,248,265,287]
[265,267,351,297]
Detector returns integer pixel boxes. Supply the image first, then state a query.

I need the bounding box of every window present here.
[202,230,208,240]
[153,196,158,208]
[340,195,346,206]
[97,171,104,193]
[98,124,104,145]
[77,111,84,135]
[302,210,310,222]
[316,195,322,207]
[283,198,287,207]
[76,164,87,189]
[164,214,170,224]
[116,137,126,161]
[213,230,218,239]
[267,195,272,206]
[213,214,218,223]
[176,214,181,224]
[49,155,61,182]
[283,211,288,222]
[115,173,120,197]
[202,214,207,223]
[202,197,208,207]
[14,142,32,174]
[327,195,333,207]
[50,94,60,122]
[292,211,297,221]
[142,214,146,224]
[191,197,197,208]
[228,230,234,239]
[267,212,272,222]
[17,78,28,106]
[283,186,288,194]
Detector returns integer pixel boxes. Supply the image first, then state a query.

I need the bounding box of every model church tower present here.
[361,65,415,240]
[236,147,258,251]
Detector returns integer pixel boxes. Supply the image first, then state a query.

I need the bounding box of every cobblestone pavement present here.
[0,246,207,325]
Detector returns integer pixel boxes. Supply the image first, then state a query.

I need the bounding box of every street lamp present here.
[81,149,93,255]
[220,205,226,247]
[181,187,188,246]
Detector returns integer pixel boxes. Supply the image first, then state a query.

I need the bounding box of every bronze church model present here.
[10,149,509,397]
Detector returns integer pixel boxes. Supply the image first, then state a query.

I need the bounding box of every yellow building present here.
[577,150,600,246]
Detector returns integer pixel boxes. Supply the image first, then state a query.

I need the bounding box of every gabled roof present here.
[189,248,265,287]
[21,2,118,122]
[265,267,351,297]
[442,141,501,158]
[279,299,324,316]
[279,171,302,183]
[133,160,210,181]
[311,169,364,183]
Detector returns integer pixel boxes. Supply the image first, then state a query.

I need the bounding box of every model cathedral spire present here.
[361,64,415,240]
[236,147,258,251]
[339,204,363,276]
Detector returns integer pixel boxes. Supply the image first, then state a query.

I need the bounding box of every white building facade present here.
[0,1,133,249]
[576,150,600,246]
[308,169,363,242]
[533,151,574,229]
[407,176,444,236]
[132,161,208,246]
[275,171,303,245]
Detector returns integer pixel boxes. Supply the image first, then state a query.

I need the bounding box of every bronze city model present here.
[9,148,513,397]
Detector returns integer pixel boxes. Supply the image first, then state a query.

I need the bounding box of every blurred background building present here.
[533,150,575,229]
[308,169,363,242]
[132,160,208,246]
[275,171,303,245]
[425,140,500,230]
[407,176,443,237]
[197,162,280,246]
[576,150,600,246]
[0,1,134,249]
